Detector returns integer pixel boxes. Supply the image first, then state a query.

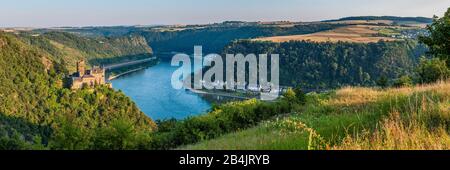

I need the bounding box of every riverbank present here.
[106,58,159,81]
[104,57,157,70]
[186,87,255,100]
[108,67,146,80]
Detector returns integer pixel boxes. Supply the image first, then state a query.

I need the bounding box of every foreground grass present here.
[180,122,310,150]
[181,81,450,150]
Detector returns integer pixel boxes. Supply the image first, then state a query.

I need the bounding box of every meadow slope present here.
[182,81,450,150]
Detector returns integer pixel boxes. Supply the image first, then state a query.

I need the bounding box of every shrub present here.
[393,75,413,87]
[416,57,450,84]
[376,75,389,88]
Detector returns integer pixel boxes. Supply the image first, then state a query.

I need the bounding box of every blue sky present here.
[1,0,449,27]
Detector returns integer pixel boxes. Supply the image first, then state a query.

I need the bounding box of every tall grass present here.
[334,81,450,150]
[335,111,450,150]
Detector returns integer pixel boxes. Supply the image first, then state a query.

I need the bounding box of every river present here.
[111,60,211,120]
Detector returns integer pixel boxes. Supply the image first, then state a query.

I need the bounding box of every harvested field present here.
[253,25,399,43]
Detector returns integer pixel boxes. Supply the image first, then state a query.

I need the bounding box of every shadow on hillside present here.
[0,113,52,144]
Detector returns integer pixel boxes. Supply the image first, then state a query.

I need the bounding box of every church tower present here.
[77,60,85,76]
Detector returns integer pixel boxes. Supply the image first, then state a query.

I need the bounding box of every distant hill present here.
[34,26,143,37]
[326,16,433,24]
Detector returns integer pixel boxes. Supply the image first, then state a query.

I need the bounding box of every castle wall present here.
[71,80,83,90]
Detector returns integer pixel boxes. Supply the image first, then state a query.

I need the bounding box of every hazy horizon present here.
[1,0,449,28]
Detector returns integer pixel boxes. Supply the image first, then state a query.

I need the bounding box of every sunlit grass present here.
[182,80,450,150]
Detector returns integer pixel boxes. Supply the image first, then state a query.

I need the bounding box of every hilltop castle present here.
[71,60,108,90]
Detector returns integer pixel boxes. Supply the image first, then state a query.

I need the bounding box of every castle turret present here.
[77,60,85,76]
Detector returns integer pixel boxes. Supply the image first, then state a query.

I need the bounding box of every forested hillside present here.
[0,32,156,149]
[18,32,153,72]
[136,23,345,53]
[222,40,427,89]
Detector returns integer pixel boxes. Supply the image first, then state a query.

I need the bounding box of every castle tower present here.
[77,60,85,76]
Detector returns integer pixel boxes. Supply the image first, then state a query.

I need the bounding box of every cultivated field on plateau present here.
[253,24,400,43]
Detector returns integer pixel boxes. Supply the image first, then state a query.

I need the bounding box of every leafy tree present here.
[283,88,297,106]
[93,119,137,150]
[416,57,450,83]
[376,75,389,88]
[393,75,413,87]
[155,118,179,132]
[416,7,450,84]
[293,87,307,105]
[0,131,28,150]
[49,118,92,150]
[419,7,450,66]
